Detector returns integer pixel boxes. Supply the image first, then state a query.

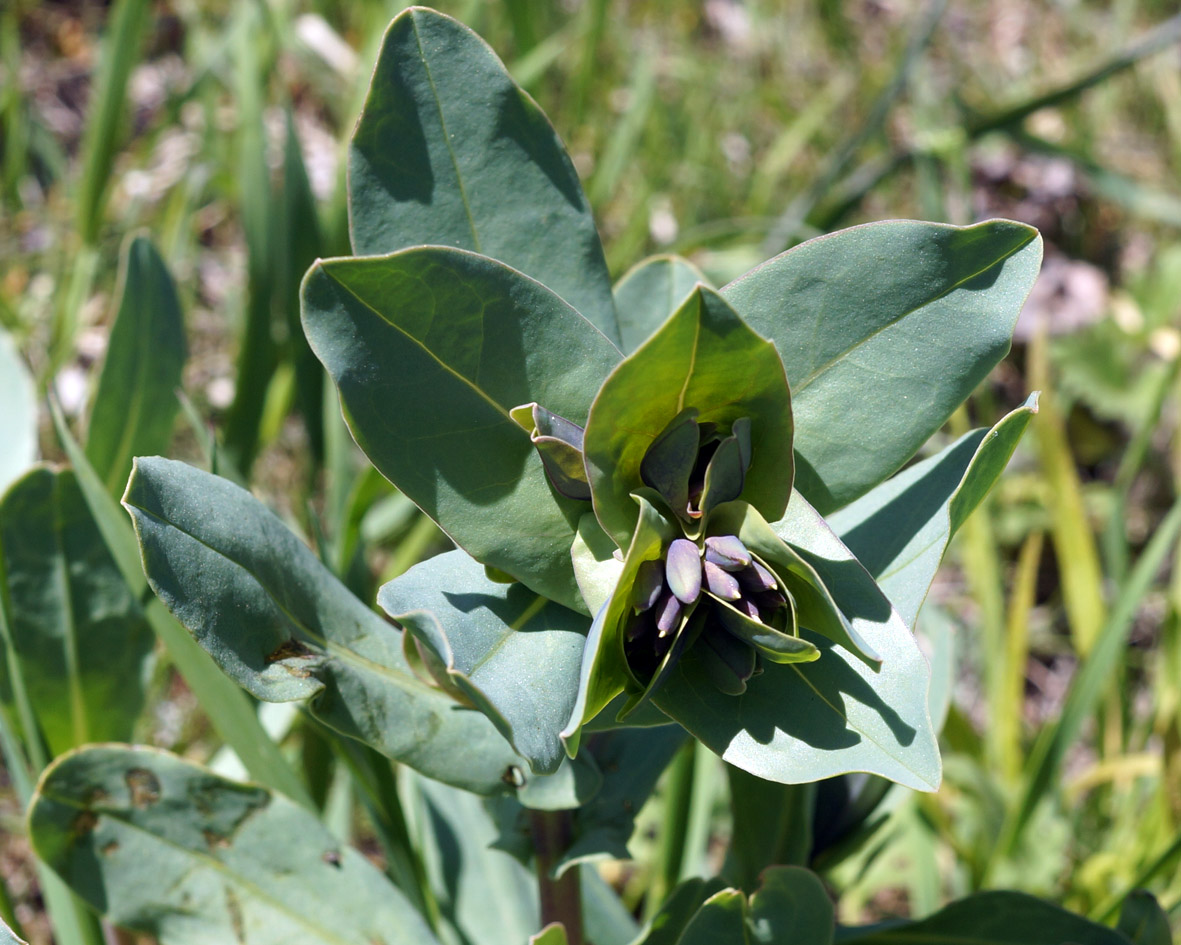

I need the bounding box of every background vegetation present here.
[2,0,1180,940]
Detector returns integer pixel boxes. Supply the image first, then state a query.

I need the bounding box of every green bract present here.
[294,6,1043,790]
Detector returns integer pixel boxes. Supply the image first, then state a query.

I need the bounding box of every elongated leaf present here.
[830,393,1039,627]
[836,891,1130,944]
[50,400,311,807]
[350,6,618,342]
[379,549,590,775]
[584,286,793,548]
[85,235,186,495]
[653,496,939,790]
[722,220,1042,513]
[29,745,438,945]
[0,330,36,495]
[124,457,526,796]
[613,255,709,354]
[747,867,834,945]
[0,467,153,755]
[302,246,620,613]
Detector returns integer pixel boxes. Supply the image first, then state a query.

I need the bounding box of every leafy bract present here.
[583,286,793,548]
[0,330,36,496]
[0,467,153,755]
[379,549,590,775]
[723,220,1042,513]
[29,745,437,945]
[349,6,618,343]
[613,254,710,354]
[85,235,186,496]
[652,497,940,790]
[831,393,1039,627]
[123,457,526,795]
[302,246,620,613]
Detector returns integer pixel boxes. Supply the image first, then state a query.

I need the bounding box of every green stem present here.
[530,810,583,945]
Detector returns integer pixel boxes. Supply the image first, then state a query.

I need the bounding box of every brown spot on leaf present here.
[266,638,314,662]
[225,887,246,944]
[322,850,342,867]
[101,840,120,855]
[203,829,230,850]
[502,765,525,787]
[72,810,98,836]
[125,768,161,808]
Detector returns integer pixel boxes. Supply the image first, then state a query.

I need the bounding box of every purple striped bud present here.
[665,539,702,604]
[704,535,751,571]
[703,560,742,600]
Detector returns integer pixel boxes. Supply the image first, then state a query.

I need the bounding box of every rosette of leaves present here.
[294,6,1043,791]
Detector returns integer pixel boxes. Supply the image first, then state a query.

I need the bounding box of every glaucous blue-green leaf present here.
[0,467,153,756]
[1116,891,1172,945]
[570,512,624,615]
[349,6,619,343]
[85,235,186,496]
[562,496,677,755]
[613,254,709,354]
[835,891,1131,944]
[379,549,590,775]
[723,220,1042,513]
[583,286,793,548]
[0,917,26,945]
[302,246,620,613]
[0,330,36,496]
[28,745,437,945]
[123,457,526,796]
[830,393,1039,628]
[747,867,834,945]
[653,496,939,790]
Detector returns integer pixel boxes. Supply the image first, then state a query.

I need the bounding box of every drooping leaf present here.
[830,393,1039,627]
[835,890,1132,944]
[722,219,1042,513]
[747,867,834,945]
[583,286,793,548]
[379,549,590,775]
[0,467,153,756]
[28,745,437,945]
[1115,890,1172,945]
[613,254,710,354]
[653,497,940,790]
[85,234,186,496]
[302,246,620,613]
[0,330,36,495]
[123,457,526,796]
[349,6,618,342]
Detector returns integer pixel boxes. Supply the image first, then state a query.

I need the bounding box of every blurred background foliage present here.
[2,0,1181,940]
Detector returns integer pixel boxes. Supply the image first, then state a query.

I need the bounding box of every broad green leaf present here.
[679,889,749,945]
[85,235,186,495]
[722,220,1042,513]
[1115,891,1172,945]
[836,891,1131,944]
[629,878,724,945]
[613,255,709,354]
[349,6,618,343]
[830,393,1039,627]
[124,457,526,795]
[50,399,311,807]
[302,246,620,613]
[0,917,26,945]
[531,925,568,945]
[584,286,793,548]
[0,330,36,495]
[379,549,591,775]
[29,745,437,945]
[0,467,153,755]
[653,496,940,790]
[747,867,834,945]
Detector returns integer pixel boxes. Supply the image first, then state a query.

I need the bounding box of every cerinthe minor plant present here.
[19,8,1154,945]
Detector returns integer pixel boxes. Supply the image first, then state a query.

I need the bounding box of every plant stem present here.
[530,810,583,945]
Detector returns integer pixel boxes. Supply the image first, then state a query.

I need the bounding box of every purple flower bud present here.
[633,559,665,612]
[654,591,683,636]
[737,559,778,593]
[665,539,702,604]
[703,560,742,600]
[704,535,751,571]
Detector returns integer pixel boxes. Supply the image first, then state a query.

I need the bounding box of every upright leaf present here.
[0,330,36,495]
[379,550,590,775]
[29,745,438,945]
[0,467,153,755]
[1115,891,1172,945]
[303,246,620,612]
[350,6,618,342]
[583,286,793,548]
[829,393,1039,627]
[613,255,709,354]
[85,235,186,495]
[723,220,1042,513]
[747,867,834,945]
[124,457,526,795]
